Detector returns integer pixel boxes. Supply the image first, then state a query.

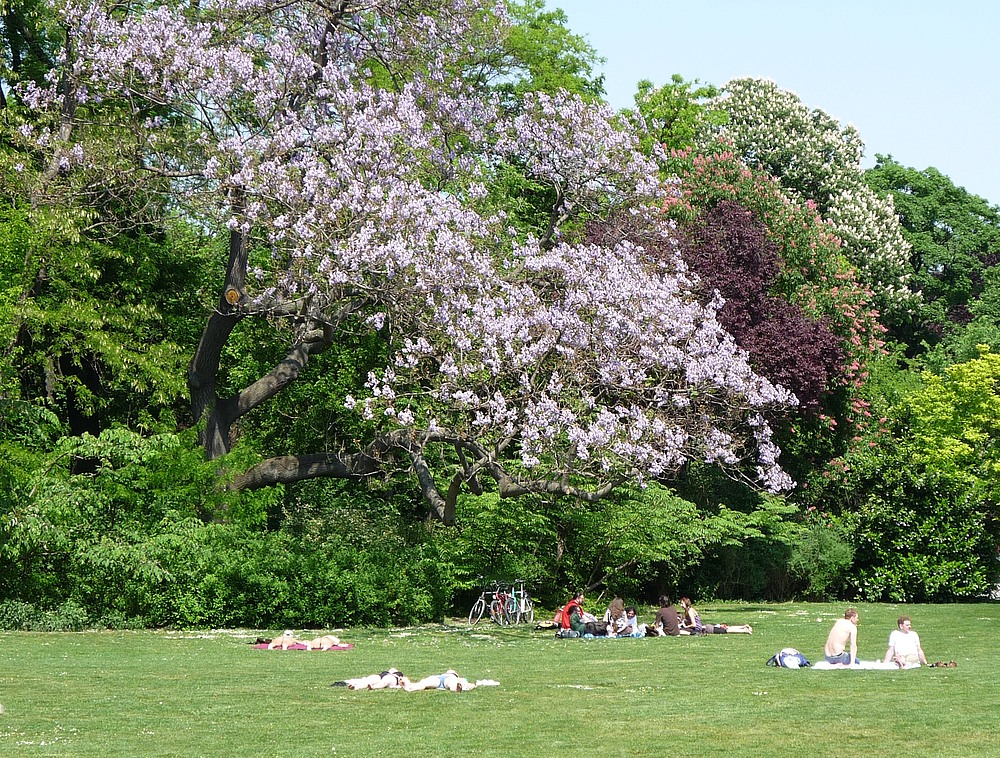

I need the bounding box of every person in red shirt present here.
[559,592,585,630]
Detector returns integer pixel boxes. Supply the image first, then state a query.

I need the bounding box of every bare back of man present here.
[824,609,859,664]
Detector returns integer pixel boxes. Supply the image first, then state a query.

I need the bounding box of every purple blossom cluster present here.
[31,0,797,493]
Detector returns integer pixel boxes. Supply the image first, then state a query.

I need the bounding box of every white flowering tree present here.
[700,78,913,310]
[25,0,796,522]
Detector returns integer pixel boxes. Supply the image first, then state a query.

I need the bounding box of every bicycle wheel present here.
[522,598,535,624]
[489,599,507,624]
[504,596,519,624]
[468,597,486,625]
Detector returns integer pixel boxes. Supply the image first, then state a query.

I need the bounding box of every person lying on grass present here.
[267,630,301,650]
[267,631,343,650]
[403,670,477,692]
[305,634,342,650]
[331,669,410,690]
[679,597,753,635]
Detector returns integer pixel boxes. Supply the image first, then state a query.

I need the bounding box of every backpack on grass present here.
[766,648,811,668]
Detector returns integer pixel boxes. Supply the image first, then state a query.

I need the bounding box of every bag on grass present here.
[766,648,811,668]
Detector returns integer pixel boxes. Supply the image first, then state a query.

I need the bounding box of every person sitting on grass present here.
[622,606,646,637]
[559,592,587,636]
[653,595,685,636]
[824,608,859,665]
[603,597,628,636]
[560,592,584,627]
[884,616,929,668]
[404,670,476,692]
[679,597,753,635]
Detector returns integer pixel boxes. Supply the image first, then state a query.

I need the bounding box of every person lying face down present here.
[267,630,301,650]
[305,634,341,650]
[267,631,343,650]
[331,669,410,690]
[403,670,477,692]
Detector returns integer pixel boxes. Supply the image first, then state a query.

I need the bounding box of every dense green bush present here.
[842,473,994,602]
[787,511,855,600]
[0,599,91,632]
[0,427,458,628]
[0,600,38,630]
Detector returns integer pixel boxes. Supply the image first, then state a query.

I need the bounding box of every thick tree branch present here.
[235,340,319,418]
[227,450,383,490]
[407,445,450,523]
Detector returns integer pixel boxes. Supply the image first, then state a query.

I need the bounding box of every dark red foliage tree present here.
[679,201,844,411]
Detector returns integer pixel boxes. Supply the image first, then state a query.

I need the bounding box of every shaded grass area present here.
[0,602,997,756]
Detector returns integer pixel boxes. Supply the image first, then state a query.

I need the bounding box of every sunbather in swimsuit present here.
[404,670,476,692]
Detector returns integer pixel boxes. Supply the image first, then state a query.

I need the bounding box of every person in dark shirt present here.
[654,595,685,636]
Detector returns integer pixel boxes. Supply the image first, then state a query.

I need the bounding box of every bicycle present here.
[469,579,533,625]
[510,578,534,624]
[467,578,494,625]
[489,581,517,625]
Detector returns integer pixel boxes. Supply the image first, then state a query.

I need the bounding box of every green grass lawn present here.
[1,602,996,757]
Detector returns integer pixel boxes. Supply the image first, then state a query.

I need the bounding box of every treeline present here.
[1,1,999,630]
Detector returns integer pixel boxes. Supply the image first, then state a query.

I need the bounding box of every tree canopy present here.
[19,0,798,524]
[3,2,999,625]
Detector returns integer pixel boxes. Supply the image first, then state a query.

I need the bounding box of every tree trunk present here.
[189,227,247,459]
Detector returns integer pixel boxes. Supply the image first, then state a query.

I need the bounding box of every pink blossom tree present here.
[26,0,796,521]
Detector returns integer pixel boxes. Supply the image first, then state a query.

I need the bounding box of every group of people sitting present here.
[555,593,753,638]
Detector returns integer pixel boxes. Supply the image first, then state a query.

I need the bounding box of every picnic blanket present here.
[253,642,354,651]
[811,660,915,670]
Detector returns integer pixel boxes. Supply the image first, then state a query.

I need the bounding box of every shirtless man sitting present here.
[824,608,859,665]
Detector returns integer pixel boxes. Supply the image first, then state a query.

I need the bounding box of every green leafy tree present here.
[493,1,605,105]
[629,74,725,153]
[865,155,1000,352]
[801,348,1000,601]
[922,267,1000,370]
[0,199,212,434]
[905,346,1000,503]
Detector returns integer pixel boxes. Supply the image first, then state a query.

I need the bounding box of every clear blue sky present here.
[554,0,1000,206]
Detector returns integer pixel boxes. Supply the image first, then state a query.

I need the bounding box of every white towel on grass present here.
[811,660,917,670]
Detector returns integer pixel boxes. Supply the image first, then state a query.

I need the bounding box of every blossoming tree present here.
[25,0,796,522]
[700,78,914,312]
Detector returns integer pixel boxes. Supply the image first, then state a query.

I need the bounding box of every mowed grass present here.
[0,602,997,757]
